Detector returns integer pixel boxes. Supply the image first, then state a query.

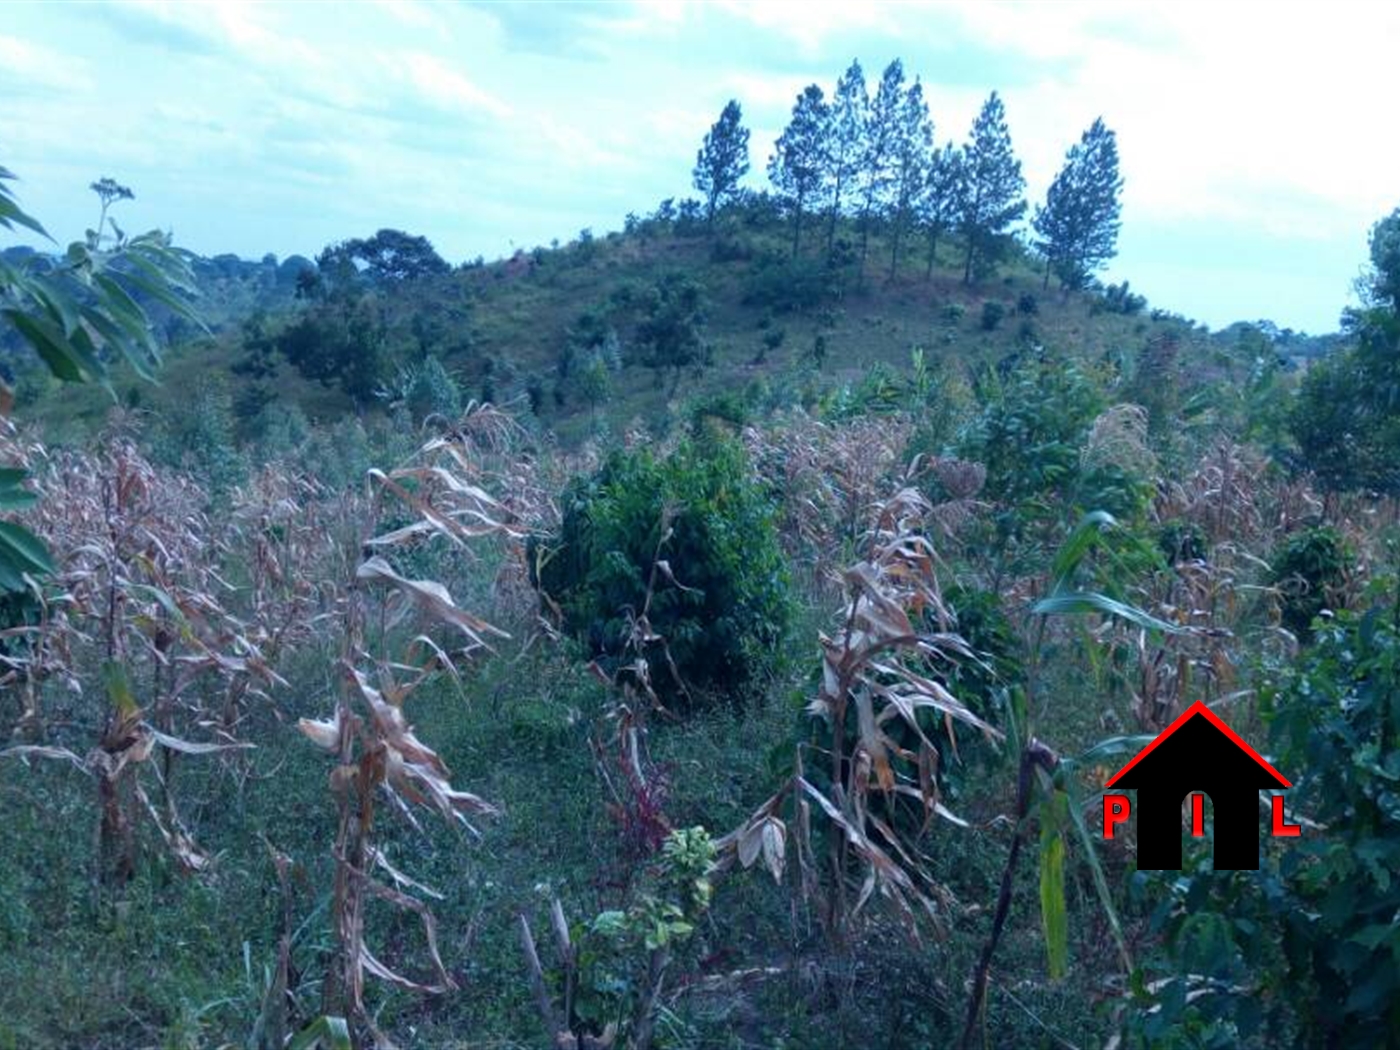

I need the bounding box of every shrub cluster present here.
[532,436,791,709]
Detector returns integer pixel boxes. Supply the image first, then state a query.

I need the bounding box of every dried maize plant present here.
[721,486,1001,943]
[2,436,270,883]
[298,407,522,1046]
[586,509,693,859]
[1082,403,1156,480]
[743,413,912,582]
[1152,440,1268,548]
[909,453,987,543]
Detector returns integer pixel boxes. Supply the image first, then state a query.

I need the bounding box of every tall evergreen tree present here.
[856,59,906,279]
[1032,117,1124,289]
[921,143,963,277]
[823,60,867,262]
[957,91,1026,284]
[886,78,932,280]
[769,84,830,259]
[693,100,751,229]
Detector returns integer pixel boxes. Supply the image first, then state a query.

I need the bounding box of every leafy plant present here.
[1269,526,1350,639]
[533,435,790,709]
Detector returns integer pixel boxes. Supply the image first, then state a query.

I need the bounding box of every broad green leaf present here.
[1064,780,1132,973]
[102,662,142,722]
[1033,590,1187,635]
[0,521,54,576]
[1048,510,1118,586]
[1069,734,1157,769]
[1039,789,1069,980]
[0,189,51,240]
[2,308,87,382]
[286,1015,352,1050]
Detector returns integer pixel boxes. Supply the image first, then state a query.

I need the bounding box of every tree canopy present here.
[693,100,751,227]
[1032,117,1123,290]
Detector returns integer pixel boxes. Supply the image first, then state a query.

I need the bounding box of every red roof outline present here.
[1105,700,1291,789]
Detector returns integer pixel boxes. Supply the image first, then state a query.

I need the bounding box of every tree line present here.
[693,59,1124,290]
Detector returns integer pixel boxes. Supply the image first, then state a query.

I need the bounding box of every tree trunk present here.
[925,225,939,279]
[826,170,845,262]
[888,212,902,282]
[963,231,975,285]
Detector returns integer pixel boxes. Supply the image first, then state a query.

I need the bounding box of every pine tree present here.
[887,78,933,280]
[693,100,751,229]
[823,60,867,262]
[856,59,906,279]
[769,84,830,259]
[958,91,1026,284]
[1032,117,1123,289]
[921,143,963,278]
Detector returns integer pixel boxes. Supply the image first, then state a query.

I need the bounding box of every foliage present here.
[635,272,709,395]
[957,91,1027,283]
[1269,526,1350,639]
[960,354,1105,508]
[693,100,750,226]
[1123,606,1400,1048]
[769,84,830,258]
[0,165,198,597]
[725,486,1000,942]
[980,300,1005,331]
[278,293,386,403]
[1032,118,1124,290]
[317,228,449,284]
[534,435,790,709]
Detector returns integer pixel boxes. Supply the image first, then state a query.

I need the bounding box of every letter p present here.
[1103,794,1131,838]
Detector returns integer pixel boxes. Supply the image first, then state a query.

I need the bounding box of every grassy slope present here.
[27,218,1204,449]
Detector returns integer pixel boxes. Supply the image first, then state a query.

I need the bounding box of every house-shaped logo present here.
[1101,701,1299,870]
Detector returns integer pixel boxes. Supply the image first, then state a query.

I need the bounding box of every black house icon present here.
[1106,701,1291,870]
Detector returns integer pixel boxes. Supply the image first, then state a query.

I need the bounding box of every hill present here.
[19,200,1299,453]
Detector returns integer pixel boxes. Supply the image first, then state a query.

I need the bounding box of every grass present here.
[20,217,1198,456]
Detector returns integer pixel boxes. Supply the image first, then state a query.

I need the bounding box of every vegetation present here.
[0,46,1395,1050]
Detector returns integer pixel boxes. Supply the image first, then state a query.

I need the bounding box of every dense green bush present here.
[1126,606,1400,1048]
[960,356,1105,507]
[740,254,835,313]
[532,436,790,709]
[1269,526,1350,638]
[980,300,1006,331]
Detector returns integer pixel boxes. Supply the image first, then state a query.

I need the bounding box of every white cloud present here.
[395,51,511,119]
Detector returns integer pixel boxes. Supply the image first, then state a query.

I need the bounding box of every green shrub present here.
[1270,526,1351,638]
[1156,519,1208,564]
[1127,607,1400,1048]
[960,357,1105,506]
[741,254,834,313]
[532,436,790,709]
[980,300,1006,331]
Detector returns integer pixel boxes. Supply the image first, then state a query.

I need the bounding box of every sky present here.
[1,1,1396,333]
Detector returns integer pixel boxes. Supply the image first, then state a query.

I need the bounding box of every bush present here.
[1156,519,1207,564]
[1016,292,1038,316]
[1128,607,1400,1048]
[1270,526,1350,638]
[532,436,790,709]
[980,300,1006,331]
[740,255,834,313]
[940,302,966,326]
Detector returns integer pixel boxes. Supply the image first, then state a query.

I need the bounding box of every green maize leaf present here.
[1039,788,1069,980]
[102,662,142,722]
[0,521,54,577]
[286,1015,352,1050]
[1032,590,1187,635]
[1063,777,1133,974]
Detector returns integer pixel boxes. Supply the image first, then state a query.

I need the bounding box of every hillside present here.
[24,204,1270,452]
